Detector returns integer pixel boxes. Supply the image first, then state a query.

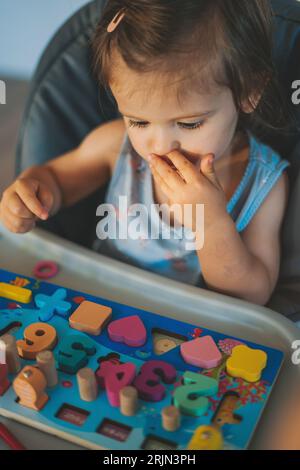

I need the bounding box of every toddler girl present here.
[0,0,291,306]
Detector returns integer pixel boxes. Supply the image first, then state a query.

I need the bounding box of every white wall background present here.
[0,0,91,79]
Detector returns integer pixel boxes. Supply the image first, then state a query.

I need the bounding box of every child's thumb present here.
[200,154,220,187]
[37,183,54,218]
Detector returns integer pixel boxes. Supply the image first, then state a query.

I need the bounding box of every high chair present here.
[15,0,300,322]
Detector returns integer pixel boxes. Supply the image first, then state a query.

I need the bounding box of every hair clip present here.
[107,8,126,33]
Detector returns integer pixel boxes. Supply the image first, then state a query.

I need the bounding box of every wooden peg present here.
[77,368,98,402]
[0,363,10,396]
[0,334,21,374]
[96,361,136,407]
[120,386,138,416]
[161,405,181,432]
[36,350,58,387]
[13,366,48,411]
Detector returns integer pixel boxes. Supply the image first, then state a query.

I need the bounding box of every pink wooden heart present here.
[108,315,147,347]
[180,335,222,369]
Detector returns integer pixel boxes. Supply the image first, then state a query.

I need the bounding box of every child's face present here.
[110,68,241,166]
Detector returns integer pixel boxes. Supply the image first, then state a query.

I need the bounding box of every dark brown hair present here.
[92,0,292,138]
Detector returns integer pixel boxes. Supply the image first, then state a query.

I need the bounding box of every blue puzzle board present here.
[0,268,284,450]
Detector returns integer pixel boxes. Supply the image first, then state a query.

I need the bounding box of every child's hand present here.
[0,177,54,234]
[148,151,228,232]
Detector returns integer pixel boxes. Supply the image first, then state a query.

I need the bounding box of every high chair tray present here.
[0,226,299,450]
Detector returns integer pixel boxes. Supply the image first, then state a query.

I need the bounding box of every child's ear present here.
[241,75,270,114]
[241,93,262,114]
[241,87,266,113]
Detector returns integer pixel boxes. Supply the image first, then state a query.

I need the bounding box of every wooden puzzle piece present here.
[10,276,30,287]
[57,334,96,374]
[173,371,218,417]
[187,425,223,450]
[33,260,59,280]
[180,335,222,369]
[36,350,58,387]
[35,288,72,322]
[133,360,177,402]
[108,315,147,347]
[226,345,267,382]
[69,300,112,336]
[77,368,98,402]
[17,323,57,360]
[96,361,136,407]
[161,406,181,432]
[120,386,138,416]
[72,296,86,304]
[153,338,177,355]
[0,363,10,396]
[13,366,48,411]
[211,391,242,428]
[0,282,32,304]
[0,334,21,374]
[152,328,187,356]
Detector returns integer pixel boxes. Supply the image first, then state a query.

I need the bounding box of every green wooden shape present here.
[56,334,96,374]
[174,371,218,416]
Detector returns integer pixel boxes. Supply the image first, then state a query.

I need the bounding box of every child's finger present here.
[150,164,173,200]
[164,150,196,184]
[200,154,222,189]
[149,155,185,190]
[2,207,36,233]
[15,180,48,220]
[7,192,36,219]
[37,183,54,216]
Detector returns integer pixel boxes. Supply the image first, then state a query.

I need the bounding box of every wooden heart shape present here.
[108,315,147,347]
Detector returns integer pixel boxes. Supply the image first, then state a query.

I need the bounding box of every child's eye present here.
[128,120,148,129]
[178,121,205,130]
[128,120,205,130]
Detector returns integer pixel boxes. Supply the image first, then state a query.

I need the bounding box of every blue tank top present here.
[92,130,289,286]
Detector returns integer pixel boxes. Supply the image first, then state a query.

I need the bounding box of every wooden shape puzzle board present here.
[0,269,284,450]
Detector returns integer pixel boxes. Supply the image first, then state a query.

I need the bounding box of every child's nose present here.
[152,139,180,157]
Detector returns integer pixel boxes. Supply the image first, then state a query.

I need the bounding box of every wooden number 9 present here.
[17,322,57,360]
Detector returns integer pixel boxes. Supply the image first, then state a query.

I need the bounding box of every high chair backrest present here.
[15,0,300,319]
